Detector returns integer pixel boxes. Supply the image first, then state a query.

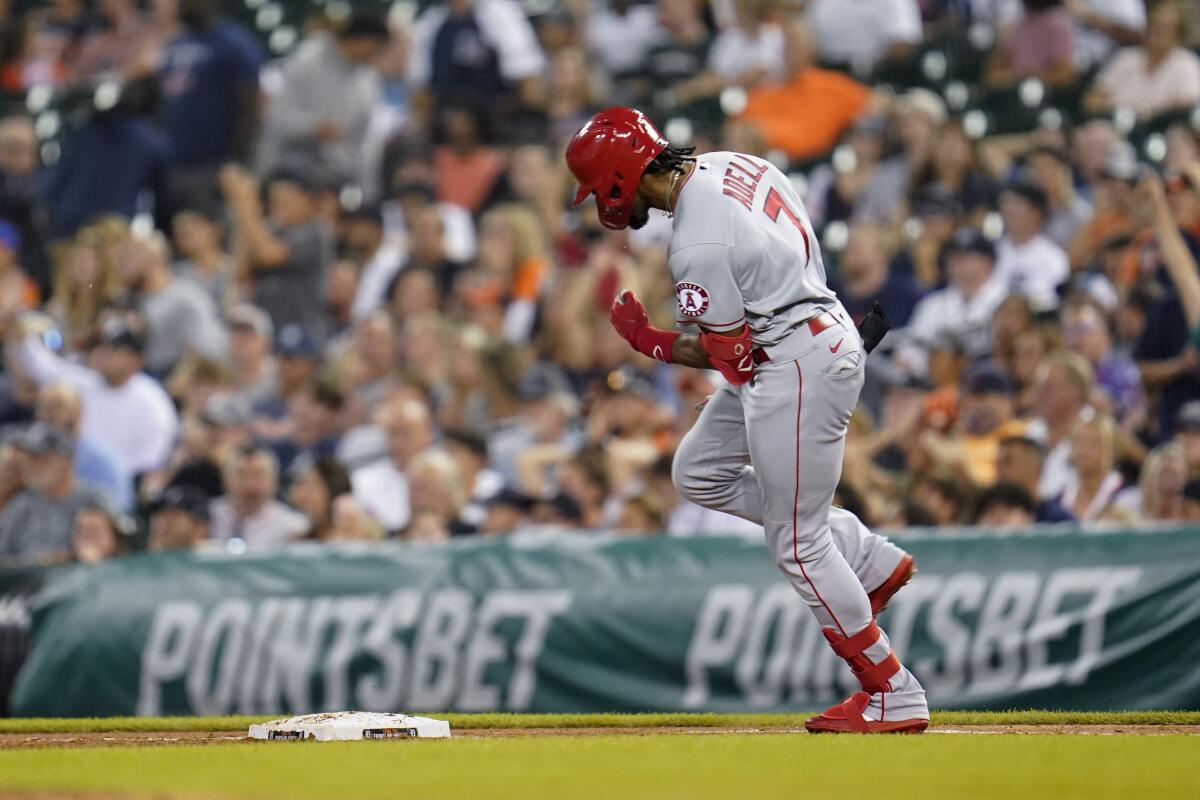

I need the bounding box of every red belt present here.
[751,311,840,365]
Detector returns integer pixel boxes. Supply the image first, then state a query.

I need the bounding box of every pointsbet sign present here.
[11,529,1200,716]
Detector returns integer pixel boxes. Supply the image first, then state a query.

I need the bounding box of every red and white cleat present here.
[805,691,929,735]
[867,553,916,616]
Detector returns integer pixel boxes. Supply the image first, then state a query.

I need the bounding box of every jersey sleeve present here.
[669,243,745,333]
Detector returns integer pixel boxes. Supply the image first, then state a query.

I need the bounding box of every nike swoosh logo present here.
[830,338,844,354]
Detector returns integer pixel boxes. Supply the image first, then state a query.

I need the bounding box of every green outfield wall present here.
[5,526,1199,716]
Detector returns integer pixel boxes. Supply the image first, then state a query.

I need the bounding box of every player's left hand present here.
[610,290,648,344]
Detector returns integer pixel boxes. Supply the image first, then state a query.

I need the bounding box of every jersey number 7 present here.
[762,187,811,263]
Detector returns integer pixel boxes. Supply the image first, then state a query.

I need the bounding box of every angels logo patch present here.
[676,282,710,319]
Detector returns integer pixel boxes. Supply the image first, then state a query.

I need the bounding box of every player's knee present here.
[671,454,709,506]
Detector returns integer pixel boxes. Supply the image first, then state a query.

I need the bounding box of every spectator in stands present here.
[995,179,1071,311]
[259,12,388,190]
[116,231,227,377]
[287,456,353,540]
[1062,301,1142,420]
[433,105,505,214]
[0,423,102,559]
[41,81,170,239]
[1025,145,1093,249]
[408,0,545,123]
[147,484,211,552]
[351,397,435,533]
[986,0,1076,88]
[158,0,263,204]
[1064,0,1146,69]
[1139,440,1186,520]
[910,471,973,526]
[15,315,178,478]
[345,206,403,322]
[256,324,320,423]
[0,115,50,294]
[900,228,1008,375]
[582,0,664,81]
[35,381,130,510]
[1086,0,1200,120]
[171,204,231,307]
[224,304,277,410]
[444,429,504,531]
[404,450,471,539]
[806,0,922,74]
[1030,351,1095,500]
[69,502,127,563]
[219,166,334,344]
[913,120,998,221]
[639,0,715,123]
[701,0,785,95]
[996,435,1076,522]
[326,495,386,541]
[973,481,1038,527]
[1061,413,1137,521]
[271,377,344,478]
[208,445,308,549]
[837,224,926,329]
[739,19,870,161]
[480,487,533,536]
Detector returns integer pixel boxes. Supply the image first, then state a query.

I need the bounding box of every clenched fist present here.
[610,290,648,345]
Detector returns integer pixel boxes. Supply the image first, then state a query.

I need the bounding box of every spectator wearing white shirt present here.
[899,228,1010,376]
[1027,351,1095,501]
[707,0,786,87]
[1063,0,1145,68]
[257,13,389,189]
[583,0,666,79]
[995,179,1071,312]
[807,0,922,73]
[351,397,435,533]
[1086,0,1200,120]
[16,316,178,479]
[208,445,308,549]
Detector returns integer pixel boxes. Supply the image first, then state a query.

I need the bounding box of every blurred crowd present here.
[0,0,1198,565]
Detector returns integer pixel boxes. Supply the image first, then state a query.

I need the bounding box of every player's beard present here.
[628,206,650,230]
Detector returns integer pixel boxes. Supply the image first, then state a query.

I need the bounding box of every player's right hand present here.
[610,290,648,345]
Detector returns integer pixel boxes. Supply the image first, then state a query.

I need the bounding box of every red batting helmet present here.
[565,107,667,230]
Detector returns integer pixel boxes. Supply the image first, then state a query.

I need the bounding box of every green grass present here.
[0,733,1197,799]
[0,710,1197,734]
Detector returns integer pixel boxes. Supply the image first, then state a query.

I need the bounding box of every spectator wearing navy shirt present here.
[837,223,926,330]
[158,0,264,207]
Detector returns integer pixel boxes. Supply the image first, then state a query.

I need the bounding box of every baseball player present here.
[566,108,928,733]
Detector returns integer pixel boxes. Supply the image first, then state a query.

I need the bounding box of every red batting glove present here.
[610,290,679,363]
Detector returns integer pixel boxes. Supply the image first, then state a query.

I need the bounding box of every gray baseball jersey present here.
[669,151,836,350]
[666,152,928,720]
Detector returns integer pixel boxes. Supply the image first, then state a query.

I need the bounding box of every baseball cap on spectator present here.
[486,488,535,513]
[0,220,21,252]
[962,361,1014,396]
[17,422,75,456]
[266,167,318,194]
[338,10,390,41]
[275,323,318,360]
[97,317,145,354]
[201,393,252,428]
[1001,178,1049,218]
[228,304,274,340]
[1099,142,1140,183]
[1176,401,1200,432]
[151,485,211,522]
[943,227,996,261]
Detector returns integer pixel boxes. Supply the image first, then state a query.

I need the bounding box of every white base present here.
[248,711,452,741]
